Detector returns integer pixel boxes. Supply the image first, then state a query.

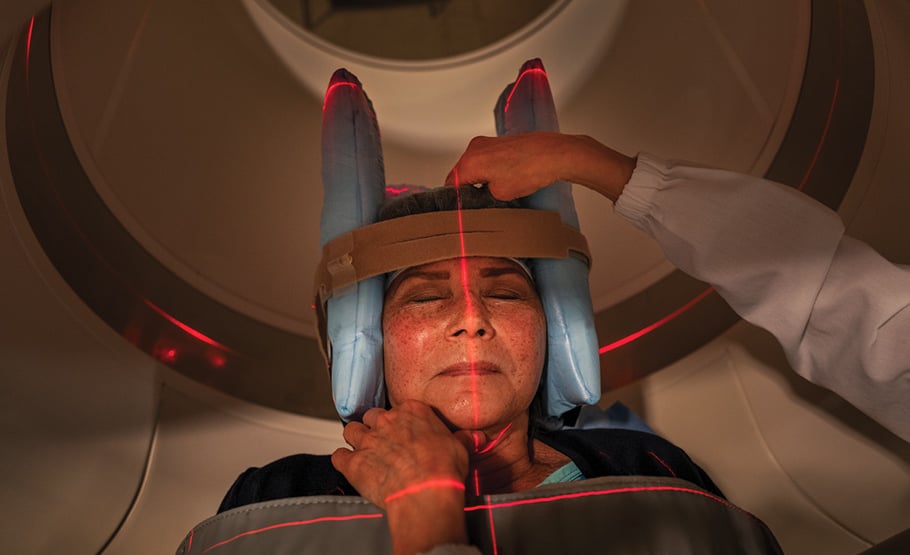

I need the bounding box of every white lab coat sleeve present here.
[614,153,910,442]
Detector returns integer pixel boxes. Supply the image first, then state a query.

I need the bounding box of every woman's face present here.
[382,257,546,431]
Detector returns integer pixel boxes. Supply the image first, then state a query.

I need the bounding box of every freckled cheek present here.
[502,310,547,385]
[383,314,437,403]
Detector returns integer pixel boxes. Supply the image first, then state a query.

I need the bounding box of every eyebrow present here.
[397,270,450,282]
[480,266,530,280]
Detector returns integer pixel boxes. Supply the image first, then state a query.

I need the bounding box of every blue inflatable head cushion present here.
[315,59,601,422]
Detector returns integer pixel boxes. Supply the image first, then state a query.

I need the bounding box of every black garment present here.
[217,428,723,514]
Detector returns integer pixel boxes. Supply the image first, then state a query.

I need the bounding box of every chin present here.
[434,397,519,432]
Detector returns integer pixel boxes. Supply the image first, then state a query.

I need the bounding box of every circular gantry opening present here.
[268,0,558,60]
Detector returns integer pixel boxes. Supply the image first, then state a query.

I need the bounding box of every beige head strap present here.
[313,208,591,358]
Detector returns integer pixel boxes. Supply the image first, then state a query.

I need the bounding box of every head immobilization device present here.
[317,59,601,422]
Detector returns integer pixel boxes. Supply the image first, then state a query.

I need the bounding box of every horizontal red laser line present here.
[322,81,358,112]
[384,479,466,504]
[143,300,235,353]
[385,185,410,196]
[504,68,547,114]
[200,485,755,552]
[202,513,384,553]
[467,485,738,514]
[599,287,715,354]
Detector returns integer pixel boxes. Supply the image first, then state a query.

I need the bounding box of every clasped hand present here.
[331,400,474,509]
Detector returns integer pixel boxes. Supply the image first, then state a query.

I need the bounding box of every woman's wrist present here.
[385,485,468,555]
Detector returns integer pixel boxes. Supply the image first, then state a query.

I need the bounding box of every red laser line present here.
[798,0,843,192]
[322,81,358,112]
[201,486,755,552]
[18,16,239,369]
[476,422,513,455]
[597,71,836,353]
[384,479,466,504]
[486,498,499,555]
[599,287,715,354]
[647,451,677,478]
[186,530,193,552]
[202,513,384,552]
[453,169,485,496]
[464,485,740,514]
[385,185,410,196]
[143,299,236,353]
[599,9,842,355]
[452,170,481,433]
[25,16,34,82]
[500,60,721,358]
[504,68,547,114]
[797,79,839,191]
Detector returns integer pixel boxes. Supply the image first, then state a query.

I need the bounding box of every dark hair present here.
[378,185,520,221]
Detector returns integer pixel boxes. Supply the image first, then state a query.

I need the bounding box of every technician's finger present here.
[445,163,473,187]
[444,166,458,187]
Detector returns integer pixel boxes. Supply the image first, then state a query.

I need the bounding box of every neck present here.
[465,416,560,496]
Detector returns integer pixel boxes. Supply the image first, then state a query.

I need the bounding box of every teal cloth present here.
[538,461,585,486]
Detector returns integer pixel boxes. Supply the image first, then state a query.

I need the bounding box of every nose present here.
[448,293,494,339]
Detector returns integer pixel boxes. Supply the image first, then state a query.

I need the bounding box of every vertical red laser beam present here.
[452,170,481,433]
[487,498,500,555]
[453,169,484,498]
[25,16,35,82]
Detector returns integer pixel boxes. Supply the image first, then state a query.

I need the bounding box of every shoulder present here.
[537,428,724,498]
[217,453,357,513]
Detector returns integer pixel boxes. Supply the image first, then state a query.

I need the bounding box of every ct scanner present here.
[1,0,908,553]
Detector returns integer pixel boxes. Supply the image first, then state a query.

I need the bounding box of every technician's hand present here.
[445,132,568,200]
[331,400,472,555]
[445,132,636,203]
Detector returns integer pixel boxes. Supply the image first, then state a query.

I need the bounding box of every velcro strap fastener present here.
[314,208,591,305]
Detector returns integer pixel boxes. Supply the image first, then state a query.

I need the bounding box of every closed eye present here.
[485,290,523,300]
[405,289,451,303]
[411,295,446,303]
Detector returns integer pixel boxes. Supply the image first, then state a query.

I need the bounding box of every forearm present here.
[560,134,636,202]
[386,487,468,555]
[614,153,910,441]
[614,153,846,342]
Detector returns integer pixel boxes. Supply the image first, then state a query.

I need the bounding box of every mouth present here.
[437,361,501,377]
